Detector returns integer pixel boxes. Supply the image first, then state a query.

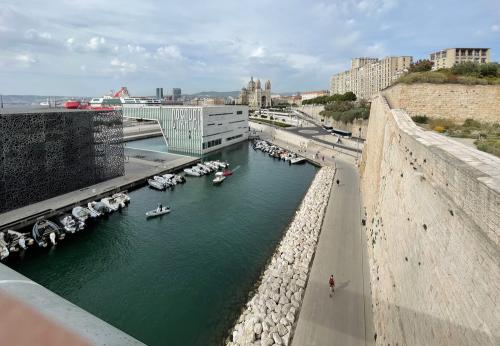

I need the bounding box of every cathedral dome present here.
[265,80,271,90]
[247,76,255,91]
[256,79,261,89]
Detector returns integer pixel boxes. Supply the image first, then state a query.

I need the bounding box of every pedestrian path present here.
[292,159,374,345]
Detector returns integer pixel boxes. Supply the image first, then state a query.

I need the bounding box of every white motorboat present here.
[112,193,127,208]
[101,197,120,211]
[4,230,32,253]
[112,192,131,205]
[213,172,226,185]
[146,206,171,218]
[204,161,218,170]
[0,232,9,260]
[57,214,78,234]
[196,163,211,174]
[154,175,168,186]
[72,206,91,222]
[174,174,186,184]
[162,174,176,185]
[148,178,165,190]
[184,168,201,177]
[290,157,306,164]
[88,201,104,217]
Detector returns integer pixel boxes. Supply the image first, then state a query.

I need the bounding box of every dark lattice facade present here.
[0,109,124,213]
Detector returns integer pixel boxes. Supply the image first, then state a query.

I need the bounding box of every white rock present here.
[272,332,283,345]
[254,322,263,335]
[277,323,288,337]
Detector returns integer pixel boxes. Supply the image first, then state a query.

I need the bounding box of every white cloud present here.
[155,45,182,60]
[110,58,137,73]
[87,36,107,51]
[127,44,146,53]
[492,24,499,32]
[15,53,37,66]
[250,46,266,58]
[25,28,52,41]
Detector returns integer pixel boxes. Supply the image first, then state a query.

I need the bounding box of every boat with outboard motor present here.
[0,233,9,260]
[72,206,91,223]
[101,197,120,211]
[213,172,226,185]
[146,204,171,218]
[148,178,166,190]
[88,201,108,216]
[56,214,78,233]
[32,219,65,247]
[2,230,32,256]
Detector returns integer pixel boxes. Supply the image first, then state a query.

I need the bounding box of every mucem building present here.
[0,109,124,213]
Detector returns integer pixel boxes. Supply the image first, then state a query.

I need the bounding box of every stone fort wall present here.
[360,94,500,345]
[383,83,500,123]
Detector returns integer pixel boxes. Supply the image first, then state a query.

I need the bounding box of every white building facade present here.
[122,105,249,155]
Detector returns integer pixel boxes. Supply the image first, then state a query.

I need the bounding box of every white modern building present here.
[122,105,249,155]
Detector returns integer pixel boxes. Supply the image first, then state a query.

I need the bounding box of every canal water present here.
[8,139,318,345]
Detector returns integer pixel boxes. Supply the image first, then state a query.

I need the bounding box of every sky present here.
[0,0,499,96]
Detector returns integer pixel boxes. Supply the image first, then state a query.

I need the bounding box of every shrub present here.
[433,126,446,133]
[409,59,433,72]
[412,115,429,124]
[451,62,478,75]
[463,118,481,128]
[429,117,454,130]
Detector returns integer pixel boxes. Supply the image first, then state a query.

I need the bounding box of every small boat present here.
[0,232,10,260]
[72,206,91,222]
[213,172,226,185]
[148,178,166,190]
[57,214,78,234]
[112,193,127,208]
[101,197,120,211]
[222,168,233,176]
[88,201,108,216]
[290,157,306,164]
[32,219,65,247]
[4,230,32,253]
[112,192,131,205]
[146,206,171,218]
[175,175,186,184]
[184,168,201,177]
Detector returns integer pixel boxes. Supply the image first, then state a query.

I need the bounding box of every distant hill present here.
[188,91,240,98]
[0,95,86,107]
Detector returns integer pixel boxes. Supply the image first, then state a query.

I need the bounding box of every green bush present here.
[409,59,433,72]
[463,118,481,128]
[412,115,429,124]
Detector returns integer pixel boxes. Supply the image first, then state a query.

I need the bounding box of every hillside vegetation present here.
[397,62,500,85]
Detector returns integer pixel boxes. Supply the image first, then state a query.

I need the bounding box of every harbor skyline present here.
[1,0,499,95]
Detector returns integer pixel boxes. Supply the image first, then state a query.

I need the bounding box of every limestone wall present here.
[360,95,500,345]
[383,83,500,123]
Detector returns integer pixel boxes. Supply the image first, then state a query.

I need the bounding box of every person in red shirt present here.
[329,274,335,297]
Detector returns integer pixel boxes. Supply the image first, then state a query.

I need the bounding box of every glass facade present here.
[123,106,203,155]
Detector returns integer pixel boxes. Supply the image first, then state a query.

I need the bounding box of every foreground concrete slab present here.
[292,159,374,346]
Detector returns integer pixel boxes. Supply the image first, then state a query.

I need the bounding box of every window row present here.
[202,138,222,149]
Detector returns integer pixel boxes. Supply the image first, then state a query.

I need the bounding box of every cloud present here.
[110,58,137,73]
[24,29,52,41]
[492,24,499,32]
[86,36,107,51]
[154,45,182,60]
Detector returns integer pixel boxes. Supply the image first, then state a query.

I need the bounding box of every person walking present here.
[329,274,335,297]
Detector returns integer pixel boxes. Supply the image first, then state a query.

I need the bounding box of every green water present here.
[9,140,317,345]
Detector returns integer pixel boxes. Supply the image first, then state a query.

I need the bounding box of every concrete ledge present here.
[0,264,143,345]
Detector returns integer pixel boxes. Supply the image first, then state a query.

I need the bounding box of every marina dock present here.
[0,149,199,231]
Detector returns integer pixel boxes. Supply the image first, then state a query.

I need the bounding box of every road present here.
[292,158,374,346]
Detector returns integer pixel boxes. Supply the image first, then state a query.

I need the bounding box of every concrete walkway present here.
[292,158,374,346]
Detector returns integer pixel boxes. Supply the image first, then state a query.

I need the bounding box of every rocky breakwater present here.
[228,167,335,346]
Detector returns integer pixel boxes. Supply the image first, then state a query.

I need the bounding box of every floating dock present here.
[0,149,199,232]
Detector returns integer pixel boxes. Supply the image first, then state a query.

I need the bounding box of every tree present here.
[409,59,434,72]
[341,91,356,101]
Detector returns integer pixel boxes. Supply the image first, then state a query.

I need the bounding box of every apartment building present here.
[430,48,490,70]
[330,56,412,100]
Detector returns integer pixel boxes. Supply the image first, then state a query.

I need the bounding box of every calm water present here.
[9,139,317,345]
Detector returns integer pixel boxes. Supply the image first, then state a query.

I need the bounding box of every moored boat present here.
[148,178,166,190]
[57,214,78,233]
[32,219,65,247]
